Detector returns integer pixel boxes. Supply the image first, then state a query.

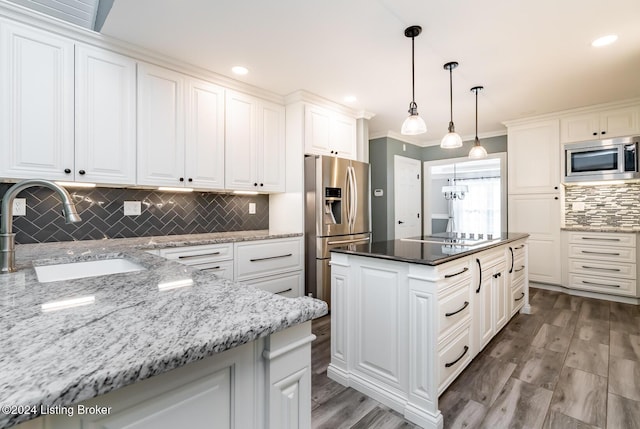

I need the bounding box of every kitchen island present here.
[328,233,529,429]
[0,231,327,429]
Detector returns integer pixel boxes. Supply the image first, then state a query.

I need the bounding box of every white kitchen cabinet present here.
[75,44,136,185]
[507,240,528,316]
[157,243,234,280]
[304,104,357,160]
[0,19,74,181]
[473,250,507,353]
[509,194,561,284]
[137,63,225,190]
[507,120,561,194]
[560,105,640,143]
[225,90,285,192]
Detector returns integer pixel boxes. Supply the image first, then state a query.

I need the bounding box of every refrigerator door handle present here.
[350,166,358,232]
[345,166,353,229]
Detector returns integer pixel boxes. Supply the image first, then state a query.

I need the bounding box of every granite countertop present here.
[0,230,325,429]
[561,226,640,233]
[331,232,529,265]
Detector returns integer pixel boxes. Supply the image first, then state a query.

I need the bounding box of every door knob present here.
[398,220,404,224]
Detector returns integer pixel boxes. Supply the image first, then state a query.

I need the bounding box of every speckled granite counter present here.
[0,231,326,428]
[562,226,640,233]
[331,232,529,265]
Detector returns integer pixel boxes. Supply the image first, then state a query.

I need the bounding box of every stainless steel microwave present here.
[564,136,640,182]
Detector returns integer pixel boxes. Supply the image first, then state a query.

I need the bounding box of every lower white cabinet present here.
[157,242,234,280]
[14,322,315,429]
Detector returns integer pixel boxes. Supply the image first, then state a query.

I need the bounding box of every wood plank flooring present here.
[311,286,640,428]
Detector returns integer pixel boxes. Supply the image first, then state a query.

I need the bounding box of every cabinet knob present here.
[78,170,86,175]
[398,220,404,224]
[554,186,558,190]
[179,177,184,182]
[254,183,258,187]
[601,131,606,135]
[260,183,264,187]
[554,196,559,200]
[593,132,598,136]
[188,178,193,182]
[64,168,71,174]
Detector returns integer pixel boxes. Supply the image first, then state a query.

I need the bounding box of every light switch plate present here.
[124,201,141,216]
[249,203,256,214]
[13,198,26,216]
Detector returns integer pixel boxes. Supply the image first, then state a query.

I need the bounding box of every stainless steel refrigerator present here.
[305,155,371,309]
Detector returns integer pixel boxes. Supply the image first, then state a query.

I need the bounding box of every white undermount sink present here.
[35,258,147,283]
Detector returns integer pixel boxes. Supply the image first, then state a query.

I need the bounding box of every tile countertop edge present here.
[561,226,640,233]
[1,230,324,429]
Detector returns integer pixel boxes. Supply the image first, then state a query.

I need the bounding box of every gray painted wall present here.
[369,135,507,242]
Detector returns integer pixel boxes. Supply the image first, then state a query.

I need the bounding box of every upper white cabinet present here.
[0,20,74,180]
[75,44,136,185]
[507,119,561,194]
[560,105,640,143]
[137,63,225,190]
[304,104,357,160]
[225,90,285,192]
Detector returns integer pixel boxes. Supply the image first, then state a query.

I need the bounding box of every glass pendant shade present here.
[441,130,463,148]
[402,112,427,135]
[468,138,488,159]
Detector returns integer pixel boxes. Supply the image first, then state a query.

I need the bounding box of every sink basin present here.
[35,258,147,283]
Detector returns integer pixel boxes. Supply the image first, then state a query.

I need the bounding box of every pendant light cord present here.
[411,36,415,104]
[475,88,478,139]
[449,67,453,122]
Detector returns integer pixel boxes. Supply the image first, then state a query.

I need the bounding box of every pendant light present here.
[468,86,488,159]
[440,61,463,148]
[401,26,427,135]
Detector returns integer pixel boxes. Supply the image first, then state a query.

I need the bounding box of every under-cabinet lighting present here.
[158,278,194,291]
[564,180,627,186]
[157,187,193,193]
[55,181,96,188]
[233,191,259,195]
[41,296,95,312]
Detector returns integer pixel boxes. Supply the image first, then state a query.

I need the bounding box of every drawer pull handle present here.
[582,280,621,288]
[514,265,525,272]
[581,237,620,241]
[275,288,293,295]
[178,251,221,259]
[581,265,621,272]
[444,267,469,278]
[250,253,293,262]
[515,292,525,302]
[445,301,469,317]
[445,345,469,368]
[475,259,482,293]
[513,245,525,250]
[581,250,620,256]
[493,272,502,279]
[199,266,222,271]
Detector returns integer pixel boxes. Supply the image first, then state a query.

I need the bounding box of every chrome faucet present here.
[0,179,81,273]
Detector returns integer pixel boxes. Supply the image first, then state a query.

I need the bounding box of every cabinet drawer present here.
[159,243,233,264]
[509,253,527,282]
[438,325,472,394]
[569,232,636,247]
[511,277,526,317]
[243,270,302,298]
[235,238,302,280]
[438,282,471,339]
[569,273,637,297]
[568,259,636,279]
[568,244,636,263]
[438,258,472,291]
[476,248,504,269]
[509,241,527,260]
[191,260,234,281]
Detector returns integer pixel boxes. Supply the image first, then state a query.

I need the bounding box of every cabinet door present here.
[509,194,561,284]
[137,62,185,187]
[304,105,331,155]
[474,262,493,353]
[331,113,357,160]
[600,106,640,138]
[185,78,225,190]
[507,120,560,194]
[493,262,508,332]
[258,100,285,192]
[225,90,257,191]
[560,113,600,143]
[75,44,136,185]
[0,21,74,180]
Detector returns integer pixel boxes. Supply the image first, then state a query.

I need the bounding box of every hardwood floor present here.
[311,286,640,428]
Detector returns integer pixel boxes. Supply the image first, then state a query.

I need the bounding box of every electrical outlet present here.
[572,202,586,211]
[13,198,26,216]
[124,201,141,216]
[249,203,256,215]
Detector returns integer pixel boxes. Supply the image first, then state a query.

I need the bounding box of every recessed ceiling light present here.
[592,34,618,47]
[344,95,357,103]
[232,66,249,75]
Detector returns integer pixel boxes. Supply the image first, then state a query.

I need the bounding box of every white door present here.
[137,62,185,187]
[394,155,422,239]
[225,90,257,191]
[185,77,225,190]
[75,44,136,185]
[0,21,74,180]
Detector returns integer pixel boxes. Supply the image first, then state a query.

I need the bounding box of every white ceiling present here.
[101,0,640,146]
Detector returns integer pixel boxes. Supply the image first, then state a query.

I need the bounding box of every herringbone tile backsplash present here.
[0,185,269,244]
